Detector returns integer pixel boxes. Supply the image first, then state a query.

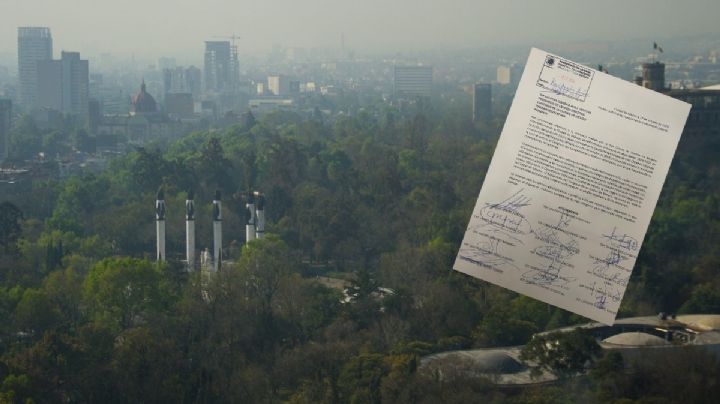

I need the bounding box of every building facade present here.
[267,75,290,96]
[394,65,433,98]
[635,62,720,139]
[665,88,720,138]
[185,66,202,98]
[17,27,53,109]
[496,65,511,85]
[0,100,10,162]
[36,51,89,118]
[641,62,665,91]
[165,93,194,118]
[96,82,186,146]
[204,41,238,93]
[163,66,202,97]
[473,83,492,122]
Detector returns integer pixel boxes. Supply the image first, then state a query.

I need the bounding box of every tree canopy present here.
[1,101,719,402]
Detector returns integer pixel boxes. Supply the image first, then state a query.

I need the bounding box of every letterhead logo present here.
[545,55,555,67]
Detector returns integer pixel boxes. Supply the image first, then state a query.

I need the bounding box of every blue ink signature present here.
[487,189,532,213]
[533,213,580,256]
[592,226,636,288]
[533,230,580,257]
[595,294,607,309]
[533,245,576,261]
[602,227,638,251]
[591,250,630,286]
[463,189,533,272]
[522,212,580,287]
[459,238,520,272]
[590,282,623,304]
[593,270,629,287]
[522,261,562,285]
[544,78,588,99]
[477,189,533,243]
[480,210,526,233]
[593,249,622,269]
[521,260,577,287]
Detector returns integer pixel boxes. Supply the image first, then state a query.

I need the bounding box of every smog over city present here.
[1,1,720,403]
[2,0,720,57]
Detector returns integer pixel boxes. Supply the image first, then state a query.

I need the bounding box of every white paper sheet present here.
[454,48,691,325]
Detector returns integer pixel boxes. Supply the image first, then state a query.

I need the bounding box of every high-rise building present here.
[164,66,202,98]
[497,65,512,85]
[18,27,53,108]
[497,64,523,85]
[0,100,10,162]
[59,52,88,117]
[88,98,101,133]
[163,67,186,95]
[37,51,89,118]
[204,41,238,93]
[89,73,103,99]
[37,59,62,111]
[394,65,433,98]
[185,66,202,98]
[267,75,290,96]
[162,68,174,95]
[473,83,492,122]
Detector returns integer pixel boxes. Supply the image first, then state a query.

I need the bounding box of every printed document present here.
[454,48,691,324]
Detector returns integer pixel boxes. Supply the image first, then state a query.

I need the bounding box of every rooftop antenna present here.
[246,191,256,243]
[653,41,664,62]
[155,187,166,262]
[212,190,222,272]
[186,190,196,271]
[212,34,242,49]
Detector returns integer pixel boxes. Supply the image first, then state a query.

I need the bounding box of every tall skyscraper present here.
[18,27,53,108]
[204,41,238,93]
[37,58,62,110]
[0,100,10,162]
[37,51,89,118]
[394,65,433,98]
[473,83,492,122]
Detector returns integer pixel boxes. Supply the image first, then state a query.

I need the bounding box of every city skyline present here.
[2,0,720,60]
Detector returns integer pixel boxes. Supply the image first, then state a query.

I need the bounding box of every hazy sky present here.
[2,0,720,61]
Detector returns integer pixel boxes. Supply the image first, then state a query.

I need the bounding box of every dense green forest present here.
[1,103,720,403]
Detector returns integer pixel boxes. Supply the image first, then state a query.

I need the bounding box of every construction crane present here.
[212,34,242,48]
[210,35,242,61]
